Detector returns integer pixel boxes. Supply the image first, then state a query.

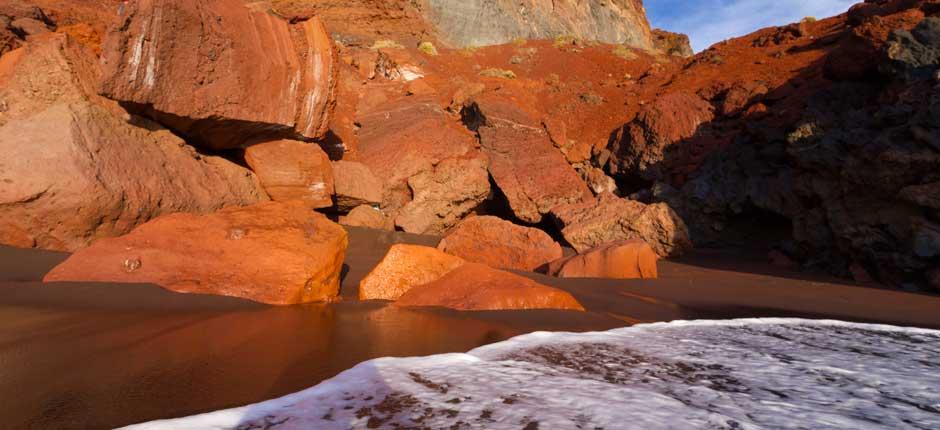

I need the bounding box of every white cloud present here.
[647,0,858,52]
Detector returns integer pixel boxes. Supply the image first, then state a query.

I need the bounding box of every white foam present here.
[122,319,940,430]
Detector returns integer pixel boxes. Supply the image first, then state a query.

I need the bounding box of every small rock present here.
[437,216,562,271]
[545,240,658,279]
[359,244,465,301]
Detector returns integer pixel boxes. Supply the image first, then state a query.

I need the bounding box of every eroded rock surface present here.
[98,0,337,149]
[244,140,334,209]
[438,216,563,271]
[421,0,653,49]
[552,193,692,257]
[0,34,265,251]
[467,95,591,224]
[395,154,490,235]
[332,161,384,212]
[44,201,348,305]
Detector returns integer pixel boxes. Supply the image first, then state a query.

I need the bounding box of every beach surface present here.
[2,227,939,429]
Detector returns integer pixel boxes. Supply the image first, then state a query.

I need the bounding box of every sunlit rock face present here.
[98,0,337,149]
[421,0,654,49]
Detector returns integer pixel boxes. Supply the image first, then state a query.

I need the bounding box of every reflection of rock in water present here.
[127,319,940,430]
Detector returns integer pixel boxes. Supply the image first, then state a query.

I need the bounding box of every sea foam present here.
[123,318,940,429]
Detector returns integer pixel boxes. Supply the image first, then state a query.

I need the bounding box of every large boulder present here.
[359,244,465,300]
[332,160,383,212]
[608,92,714,183]
[395,153,491,235]
[545,239,658,279]
[652,29,694,57]
[44,201,348,305]
[420,0,653,50]
[466,96,592,224]
[244,140,334,209]
[0,34,266,251]
[551,193,692,257]
[437,216,562,271]
[395,263,585,311]
[98,0,337,149]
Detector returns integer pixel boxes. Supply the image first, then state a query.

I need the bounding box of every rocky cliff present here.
[420,0,654,49]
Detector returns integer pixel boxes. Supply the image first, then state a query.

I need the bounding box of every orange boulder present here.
[545,240,658,279]
[359,244,465,300]
[551,192,692,258]
[244,140,334,209]
[44,201,348,305]
[332,160,384,211]
[395,263,585,311]
[339,205,394,231]
[437,216,562,271]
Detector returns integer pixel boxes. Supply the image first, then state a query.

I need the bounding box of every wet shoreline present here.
[2,228,939,429]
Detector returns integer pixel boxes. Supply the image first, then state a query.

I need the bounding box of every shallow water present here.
[127,319,940,430]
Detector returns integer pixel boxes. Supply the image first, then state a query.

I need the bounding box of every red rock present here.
[608,92,714,182]
[395,154,491,235]
[44,201,348,305]
[359,244,466,300]
[0,34,266,252]
[98,0,337,149]
[545,240,658,279]
[244,140,334,209]
[339,205,394,231]
[437,216,563,271]
[356,98,477,188]
[467,95,592,223]
[331,161,384,212]
[551,193,692,257]
[395,263,585,311]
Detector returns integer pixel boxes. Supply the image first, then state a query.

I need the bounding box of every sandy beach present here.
[2,227,939,429]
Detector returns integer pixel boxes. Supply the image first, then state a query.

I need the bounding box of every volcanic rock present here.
[244,140,334,209]
[0,34,265,251]
[652,29,694,57]
[437,216,562,271]
[608,92,714,183]
[357,98,477,188]
[421,0,653,50]
[339,205,394,231]
[552,193,692,258]
[98,0,337,149]
[466,95,592,223]
[44,201,348,305]
[395,263,585,311]
[359,244,465,300]
[545,239,658,279]
[395,154,491,235]
[332,161,384,211]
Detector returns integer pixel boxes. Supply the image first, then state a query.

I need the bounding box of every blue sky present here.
[646,0,858,52]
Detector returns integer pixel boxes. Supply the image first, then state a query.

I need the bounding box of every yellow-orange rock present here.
[44,201,348,305]
[546,239,658,279]
[244,140,334,209]
[395,263,585,311]
[359,244,465,300]
[339,205,394,231]
[437,216,562,271]
[332,160,384,211]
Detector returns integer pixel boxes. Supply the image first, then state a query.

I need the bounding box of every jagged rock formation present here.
[98,0,337,149]
[652,29,694,57]
[604,1,940,289]
[420,0,654,49]
[0,34,266,251]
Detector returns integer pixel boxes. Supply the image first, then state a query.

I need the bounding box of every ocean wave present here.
[123,318,940,430]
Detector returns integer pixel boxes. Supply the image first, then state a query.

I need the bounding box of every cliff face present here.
[420,0,654,49]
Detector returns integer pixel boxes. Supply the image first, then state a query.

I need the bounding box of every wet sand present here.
[2,228,939,429]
